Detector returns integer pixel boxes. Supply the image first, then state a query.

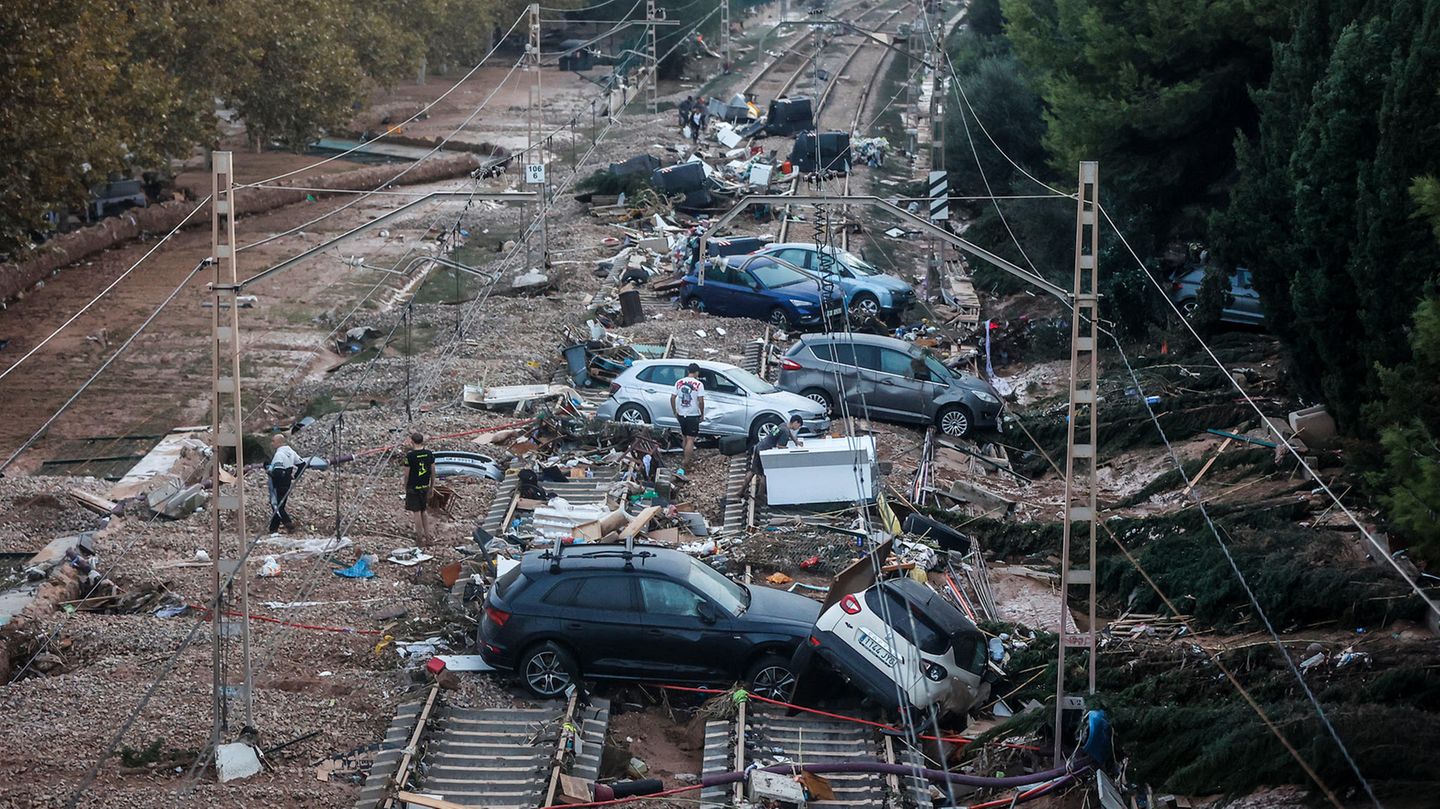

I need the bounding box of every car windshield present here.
[750,262,810,289]
[923,356,952,382]
[686,561,749,615]
[727,367,779,394]
[838,249,882,277]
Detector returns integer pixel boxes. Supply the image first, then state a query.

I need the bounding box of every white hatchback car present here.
[594,359,830,444]
[792,577,992,722]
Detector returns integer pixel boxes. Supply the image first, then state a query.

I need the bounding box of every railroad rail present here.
[700,703,927,808]
[740,0,878,101]
[774,5,906,244]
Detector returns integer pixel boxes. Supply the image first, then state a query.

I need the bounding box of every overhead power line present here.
[1104,335,1384,809]
[1097,203,1440,623]
[0,200,211,384]
[242,11,529,189]
[66,8,724,800]
[0,9,531,390]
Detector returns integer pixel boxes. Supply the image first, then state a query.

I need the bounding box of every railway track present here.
[357,691,612,809]
[700,704,929,808]
[772,5,907,244]
[740,0,879,102]
[356,9,915,806]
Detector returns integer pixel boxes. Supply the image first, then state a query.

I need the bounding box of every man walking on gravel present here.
[267,433,307,534]
[402,433,436,542]
[670,362,705,474]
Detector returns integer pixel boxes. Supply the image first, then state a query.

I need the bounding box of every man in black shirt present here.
[743,413,804,504]
[403,433,435,542]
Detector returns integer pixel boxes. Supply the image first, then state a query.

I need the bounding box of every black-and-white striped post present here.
[929,170,949,221]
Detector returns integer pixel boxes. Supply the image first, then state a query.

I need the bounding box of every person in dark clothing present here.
[743,413,804,503]
[267,433,307,534]
[402,433,435,542]
[689,107,704,143]
[678,95,695,128]
[518,468,551,501]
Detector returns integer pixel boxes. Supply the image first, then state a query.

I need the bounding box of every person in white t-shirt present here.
[267,433,307,534]
[670,363,706,472]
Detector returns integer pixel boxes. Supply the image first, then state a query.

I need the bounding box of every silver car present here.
[595,359,830,443]
[1168,265,1265,326]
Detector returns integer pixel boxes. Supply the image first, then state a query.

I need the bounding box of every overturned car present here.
[791,547,995,724]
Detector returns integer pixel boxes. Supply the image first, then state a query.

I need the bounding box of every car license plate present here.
[857,628,900,669]
[825,307,843,319]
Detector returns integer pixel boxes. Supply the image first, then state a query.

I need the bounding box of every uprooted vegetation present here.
[972,630,1440,800]
[943,506,1428,633]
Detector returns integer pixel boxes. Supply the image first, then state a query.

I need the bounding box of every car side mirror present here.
[696,601,717,624]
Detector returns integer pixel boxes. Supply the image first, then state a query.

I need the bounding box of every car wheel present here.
[747,654,799,701]
[800,388,833,412]
[615,403,651,426]
[684,296,705,312]
[1178,298,1198,317]
[937,405,973,438]
[750,413,784,445]
[768,307,793,330]
[519,642,579,699]
[850,293,881,320]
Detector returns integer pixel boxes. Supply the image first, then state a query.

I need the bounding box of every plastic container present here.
[561,343,591,387]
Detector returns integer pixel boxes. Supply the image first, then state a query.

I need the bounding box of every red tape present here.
[651,683,1042,751]
[353,418,537,457]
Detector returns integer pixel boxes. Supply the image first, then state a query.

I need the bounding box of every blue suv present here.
[681,255,845,330]
[753,243,915,320]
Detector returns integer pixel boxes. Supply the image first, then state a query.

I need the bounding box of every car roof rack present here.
[543,532,650,573]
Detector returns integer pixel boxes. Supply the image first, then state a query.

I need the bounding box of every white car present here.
[594,359,830,443]
[792,577,992,723]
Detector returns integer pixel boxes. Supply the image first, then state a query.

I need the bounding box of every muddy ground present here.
[0,6,1436,809]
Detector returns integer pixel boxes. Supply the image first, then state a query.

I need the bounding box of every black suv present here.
[478,545,821,700]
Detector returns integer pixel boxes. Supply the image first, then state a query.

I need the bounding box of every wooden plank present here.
[618,506,661,539]
[500,492,522,536]
[542,693,580,807]
[1182,437,1232,496]
[383,685,440,809]
[395,792,470,809]
[67,488,117,514]
[556,774,593,804]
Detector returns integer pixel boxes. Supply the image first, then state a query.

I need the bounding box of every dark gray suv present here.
[776,333,1002,438]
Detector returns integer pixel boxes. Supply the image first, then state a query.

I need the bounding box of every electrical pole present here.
[646,0,659,114]
[209,150,253,744]
[1055,160,1100,762]
[928,20,947,304]
[721,0,731,69]
[526,3,547,271]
